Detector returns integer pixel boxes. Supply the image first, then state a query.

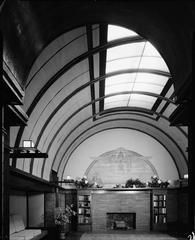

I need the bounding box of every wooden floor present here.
[64,231,186,240]
[66,232,83,240]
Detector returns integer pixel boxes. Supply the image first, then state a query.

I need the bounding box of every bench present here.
[10,214,47,240]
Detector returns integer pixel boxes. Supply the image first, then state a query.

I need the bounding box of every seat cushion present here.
[10,237,25,240]
[10,215,16,235]
[11,231,34,239]
[27,229,42,235]
[11,229,42,239]
[12,214,25,232]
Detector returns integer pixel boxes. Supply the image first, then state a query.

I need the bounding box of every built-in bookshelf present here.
[153,192,167,231]
[77,190,91,231]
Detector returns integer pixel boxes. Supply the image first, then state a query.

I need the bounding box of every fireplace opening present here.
[107,212,136,230]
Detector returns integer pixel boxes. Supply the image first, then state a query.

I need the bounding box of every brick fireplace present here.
[91,190,150,232]
[107,212,136,230]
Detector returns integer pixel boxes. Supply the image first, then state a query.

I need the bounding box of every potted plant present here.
[148,175,170,188]
[75,175,94,188]
[125,178,146,188]
[54,204,76,239]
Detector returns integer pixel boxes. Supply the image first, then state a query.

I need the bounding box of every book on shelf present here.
[153,201,158,207]
[154,215,158,223]
[78,196,84,201]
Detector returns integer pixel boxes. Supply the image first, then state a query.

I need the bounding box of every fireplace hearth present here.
[107,212,136,230]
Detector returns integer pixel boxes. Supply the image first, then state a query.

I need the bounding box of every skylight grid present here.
[105,73,165,96]
[103,24,171,111]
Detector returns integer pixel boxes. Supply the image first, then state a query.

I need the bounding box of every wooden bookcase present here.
[152,189,167,231]
[77,189,91,231]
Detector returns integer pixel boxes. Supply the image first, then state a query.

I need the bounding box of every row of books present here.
[153,201,166,207]
[78,215,90,224]
[78,202,90,208]
[154,214,166,224]
[154,207,166,214]
[153,194,166,201]
[78,207,91,215]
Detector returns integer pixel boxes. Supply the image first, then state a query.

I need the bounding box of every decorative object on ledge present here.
[74,176,103,189]
[113,184,126,188]
[9,140,48,158]
[63,176,76,189]
[148,175,169,188]
[64,176,75,183]
[54,205,76,240]
[125,178,146,188]
[75,176,94,189]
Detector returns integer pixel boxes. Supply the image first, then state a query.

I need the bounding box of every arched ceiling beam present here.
[86,24,96,120]
[26,69,171,143]
[14,68,171,149]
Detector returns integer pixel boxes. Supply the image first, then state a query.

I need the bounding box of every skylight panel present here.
[108,25,138,42]
[132,83,163,94]
[105,95,129,103]
[128,94,157,109]
[135,73,169,85]
[104,95,129,109]
[106,57,140,73]
[139,56,169,72]
[143,42,161,57]
[104,101,127,109]
[106,42,145,61]
[105,83,134,95]
[105,73,136,86]
[105,73,134,96]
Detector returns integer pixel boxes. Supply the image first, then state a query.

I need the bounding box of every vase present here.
[57,225,67,240]
[59,231,66,240]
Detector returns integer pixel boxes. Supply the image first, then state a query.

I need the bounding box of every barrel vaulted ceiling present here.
[2,1,194,181]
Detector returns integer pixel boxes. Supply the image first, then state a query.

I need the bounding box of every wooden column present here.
[1,108,10,240]
[188,109,194,232]
[1,29,9,240]
[187,31,194,233]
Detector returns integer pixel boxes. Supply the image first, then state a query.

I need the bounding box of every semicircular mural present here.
[85,147,158,187]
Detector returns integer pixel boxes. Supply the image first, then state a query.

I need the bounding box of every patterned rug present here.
[80,233,185,240]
